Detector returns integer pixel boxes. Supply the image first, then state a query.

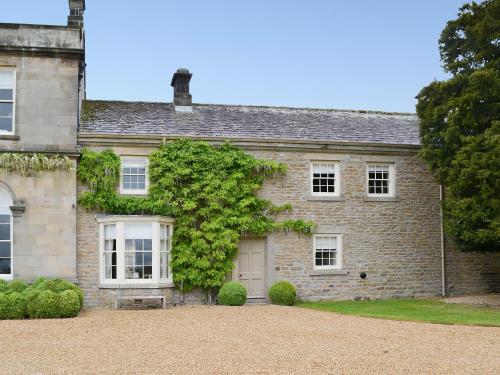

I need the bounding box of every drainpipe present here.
[440,185,446,297]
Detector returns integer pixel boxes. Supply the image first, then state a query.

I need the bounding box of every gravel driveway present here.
[1,305,499,374]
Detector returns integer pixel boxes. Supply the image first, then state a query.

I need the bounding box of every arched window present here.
[0,186,13,279]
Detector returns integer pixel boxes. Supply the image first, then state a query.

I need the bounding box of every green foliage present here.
[34,278,84,309]
[416,0,500,251]
[439,0,499,75]
[0,278,83,319]
[269,281,296,306]
[8,279,28,293]
[78,140,314,293]
[0,153,73,176]
[59,290,81,318]
[23,288,41,319]
[36,290,60,319]
[218,281,247,306]
[31,277,48,288]
[78,148,165,215]
[0,292,27,319]
[0,279,8,293]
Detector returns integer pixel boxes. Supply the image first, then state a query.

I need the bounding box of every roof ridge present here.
[83,99,416,116]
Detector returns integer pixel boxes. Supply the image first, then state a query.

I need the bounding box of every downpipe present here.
[440,185,446,297]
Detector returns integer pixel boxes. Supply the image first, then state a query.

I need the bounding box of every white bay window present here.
[98,217,173,286]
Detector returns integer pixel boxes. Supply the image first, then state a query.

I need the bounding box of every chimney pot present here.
[171,68,193,111]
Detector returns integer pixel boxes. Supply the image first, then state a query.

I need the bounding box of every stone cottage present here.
[0,1,498,307]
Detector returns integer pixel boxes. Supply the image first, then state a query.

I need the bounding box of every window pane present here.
[0,117,12,132]
[0,242,10,257]
[0,103,13,117]
[0,215,10,224]
[0,224,10,241]
[0,89,13,101]
[0,258,11,274]
[0,71,13,86]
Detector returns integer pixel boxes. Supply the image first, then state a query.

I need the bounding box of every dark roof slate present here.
[79,100,420,146]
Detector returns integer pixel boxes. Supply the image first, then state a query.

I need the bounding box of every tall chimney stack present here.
[171,68,193,112]
[68,0,85,28]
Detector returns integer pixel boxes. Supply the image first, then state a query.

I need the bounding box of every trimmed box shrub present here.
[59,290,80,318]
[8,279,28,293]
[0,292,27,319]
[0,278,83,320]
[23,288,42,319]
[218,281,247,306]
[269,281,296,306]
[37,290,60,318]
[0,279,9,293]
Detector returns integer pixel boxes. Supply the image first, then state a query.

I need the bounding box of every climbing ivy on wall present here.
[0,153,73,176]
[78,139,314,297]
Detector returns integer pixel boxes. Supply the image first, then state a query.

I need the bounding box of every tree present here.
[416,0,499,251]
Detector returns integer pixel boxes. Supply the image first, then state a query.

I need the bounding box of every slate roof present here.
[79,100,420,146]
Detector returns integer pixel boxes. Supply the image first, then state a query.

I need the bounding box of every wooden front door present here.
[238,238,266,299]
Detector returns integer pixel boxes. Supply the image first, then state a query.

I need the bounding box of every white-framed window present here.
[120,157,148,195]
[313,234,342,270]
[367,163,395,197]
[0,69,16,134]
[98,217,173,285]
[0,186,13,280]
[310,162,340,196]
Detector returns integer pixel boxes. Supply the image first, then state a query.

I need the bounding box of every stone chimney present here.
[68,0,85,28]
[170,68,193,112]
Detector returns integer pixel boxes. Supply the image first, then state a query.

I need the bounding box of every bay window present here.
[98,217,173,286]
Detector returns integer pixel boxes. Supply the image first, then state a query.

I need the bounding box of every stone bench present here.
[114,295,166,310]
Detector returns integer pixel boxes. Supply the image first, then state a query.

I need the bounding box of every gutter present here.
[440,184,446,297]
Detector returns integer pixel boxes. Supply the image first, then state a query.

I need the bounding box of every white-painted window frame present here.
[97,216,174,286]
[119,156,149,195]
[0,68,16,135]
[310,161,340,197]
[313,234,343,271]
[366,163,395,197]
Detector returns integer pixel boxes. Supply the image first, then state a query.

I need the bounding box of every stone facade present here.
[0,10,84,282]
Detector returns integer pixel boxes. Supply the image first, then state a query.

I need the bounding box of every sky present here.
[1,0,465,113]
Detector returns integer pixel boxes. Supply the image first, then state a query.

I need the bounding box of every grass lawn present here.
[297,298,500,327]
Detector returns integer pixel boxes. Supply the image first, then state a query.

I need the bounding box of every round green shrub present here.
[218,282,247,306]
[0,279,9,293]
[268,281,296,306]
[37,290,60,319]
[35,279,84,308]
[0,293,9,319]
[6,292,27,319]
[23,288,41,319]
[31,277,48,288]
[8,279,28,293]
[59,290,80,318]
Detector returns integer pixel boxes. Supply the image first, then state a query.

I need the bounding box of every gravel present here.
[0,305,499,374]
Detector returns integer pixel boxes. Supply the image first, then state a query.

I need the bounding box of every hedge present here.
[0,278,83,319]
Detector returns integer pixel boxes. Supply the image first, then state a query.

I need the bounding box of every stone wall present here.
[445,239,500,296]
[1,167,77,281]
[252,150,443,300]
[0,54,80,152]
[76,144,499,307]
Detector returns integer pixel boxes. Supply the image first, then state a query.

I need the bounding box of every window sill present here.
[363,196,400,202]
[308,196,345,202]
[310,270,348,276]
[0,134,20,140]
[99,282,174,289]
